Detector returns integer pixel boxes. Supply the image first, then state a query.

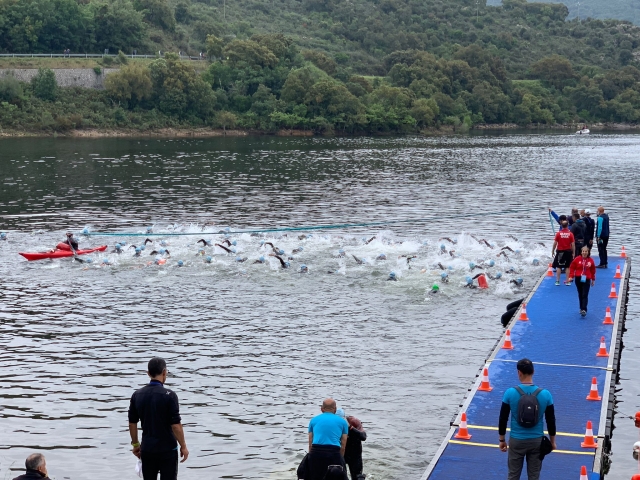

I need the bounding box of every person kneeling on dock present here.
[567,246,596,317]
[304,398,349,480]
[499,359,556,480]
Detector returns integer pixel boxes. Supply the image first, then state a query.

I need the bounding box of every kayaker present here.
[63,232,79,250]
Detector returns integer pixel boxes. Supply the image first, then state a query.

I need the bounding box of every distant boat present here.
[576,127,590,135]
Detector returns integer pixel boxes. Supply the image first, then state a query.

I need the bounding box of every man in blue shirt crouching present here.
[498,359,556,480]
[306,398,349,480]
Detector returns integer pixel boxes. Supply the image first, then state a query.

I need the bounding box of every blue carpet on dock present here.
[424,256,626,480]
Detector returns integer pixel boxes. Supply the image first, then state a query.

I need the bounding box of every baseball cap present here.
[336,408,346,418]
[585,209,591,215]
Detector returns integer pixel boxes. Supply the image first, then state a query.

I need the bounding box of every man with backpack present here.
[498,359,556,480]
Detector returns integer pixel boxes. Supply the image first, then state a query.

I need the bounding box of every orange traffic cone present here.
[603,306,613,325]
[621,246,627,258]
[614,265,621,279]
[579,466,588,480]
[609,283,617,298]
[454,412,472,440]
[580,420,597,448]
[546,263,554,277]
[478,367,493,391]
[518,303,529,321]
[477,274,488,289]
[586,377,601,401]
[502,330,514,350]
[596,337,609,357]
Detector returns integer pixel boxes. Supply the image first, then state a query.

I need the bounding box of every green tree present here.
[31,68,57,101]
[104,63,153,107]
[410,98,439,127]
[302,50,337,75]
[0,75,24,102]
[215,111,237,131]
[206,35,224,59]
[149,53,216,119]
[92,0,147,53]
[530,55,576,90]
[223,40,278,68]
[134,0,175,31]
[281,66,317,104]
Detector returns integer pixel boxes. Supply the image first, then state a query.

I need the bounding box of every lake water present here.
[0,133,638,480]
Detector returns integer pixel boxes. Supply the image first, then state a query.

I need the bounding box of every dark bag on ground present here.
[515,386,543,428]
[539,435,553,460]
[297,453,309,479]
[322,465,347,480]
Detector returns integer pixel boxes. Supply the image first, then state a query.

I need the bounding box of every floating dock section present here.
[422,255,631,480]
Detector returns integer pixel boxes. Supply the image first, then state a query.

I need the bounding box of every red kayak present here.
[19,245,107,261]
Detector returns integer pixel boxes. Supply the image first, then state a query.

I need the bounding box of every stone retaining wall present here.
[0,68,118,89]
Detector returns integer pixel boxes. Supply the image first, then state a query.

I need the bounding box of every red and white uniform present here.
[554,228,574,251]
[569,256,596,281]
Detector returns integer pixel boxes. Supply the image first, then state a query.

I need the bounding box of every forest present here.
[1,0,640,133]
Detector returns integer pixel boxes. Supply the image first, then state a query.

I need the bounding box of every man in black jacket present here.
[11,453,49,480]
[128,357,189,480]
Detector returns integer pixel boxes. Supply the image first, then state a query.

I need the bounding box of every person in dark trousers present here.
[596,206,610,268]
[570,213,586,258]
[128,357,189,480]
[499,359,556,480]
[11,453,49,480]
[342,411,367,480]
[307,398,349,480]
[568,246,596,316]
[581,209,595,252]
[551,220,575,286]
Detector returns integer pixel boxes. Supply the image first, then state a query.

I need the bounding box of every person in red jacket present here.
[567,246,596,317]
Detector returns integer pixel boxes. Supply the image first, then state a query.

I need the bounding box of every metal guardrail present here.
[0,53,206,61]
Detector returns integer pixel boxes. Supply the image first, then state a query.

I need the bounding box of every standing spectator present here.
[596,206,610,268]
[567,246,596,316]
[11,453,49,480]
[342,411,367,480]
[128,357,189,480]
[499,359,556,480]
[582,209,595,252]
[549,207,578,227]
[570,213,587,257]
[307,398,349,480]
[551,220,575,286]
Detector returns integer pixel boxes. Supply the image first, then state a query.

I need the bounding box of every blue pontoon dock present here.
[422,256,631,480]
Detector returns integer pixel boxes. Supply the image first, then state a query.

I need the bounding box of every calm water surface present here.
[0,134,638,479]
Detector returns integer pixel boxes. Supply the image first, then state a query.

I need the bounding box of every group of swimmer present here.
[41,229,544,293]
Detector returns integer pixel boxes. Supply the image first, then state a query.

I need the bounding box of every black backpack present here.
[515,386,543,428]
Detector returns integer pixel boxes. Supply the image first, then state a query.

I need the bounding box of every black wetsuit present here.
[344,427,367,480]
[128,381,182,480]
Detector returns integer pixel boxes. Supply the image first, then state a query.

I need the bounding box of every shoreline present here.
[0,123,639,139]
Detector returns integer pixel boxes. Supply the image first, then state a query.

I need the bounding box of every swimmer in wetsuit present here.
[440,237,457,244]
[215,243,234,253]
[479,239,494,249]
[269,253,290,269]
[365,236,376,245]
[352,254,366,265]
[111,243,124,254]
[150,248,170,257]
[497,251,509,259]
[197,239,212,247]
[292,246,304,254]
